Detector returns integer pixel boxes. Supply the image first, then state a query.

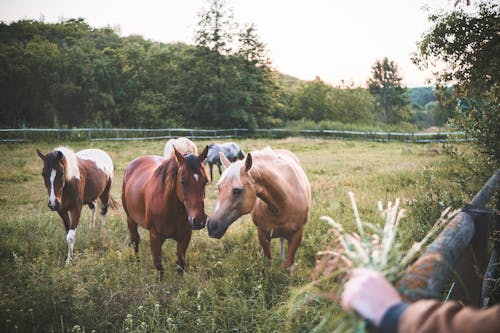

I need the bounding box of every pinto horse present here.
[207,147,311,274]
[122,146,209,276]
[37,147,115,262]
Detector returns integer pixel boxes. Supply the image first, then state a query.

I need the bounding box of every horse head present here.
[37,148,70,211]
[207,152,257,238]
[173,145,209,230]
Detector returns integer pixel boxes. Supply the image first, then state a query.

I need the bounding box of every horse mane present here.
[54,146,80,181]
[154,157,178,192]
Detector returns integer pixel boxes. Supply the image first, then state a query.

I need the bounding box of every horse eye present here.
[180,179,186,186]
[233,188,243,196]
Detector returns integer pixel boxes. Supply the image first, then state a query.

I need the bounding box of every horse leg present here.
[66,207,82,263]
[217,162,222,176]
[175,233,192,275]
[284,228,304,275]
[98,179,113,226]
[88,202,96,228]
[209,163,214,182]
[127,217,140,255]
[257,228,272,260]
[280,237,286,260]
[149,231,165,279]
[57,210,71,233]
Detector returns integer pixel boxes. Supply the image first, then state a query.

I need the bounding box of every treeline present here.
[0,18,278,128]
[0,12,442,129]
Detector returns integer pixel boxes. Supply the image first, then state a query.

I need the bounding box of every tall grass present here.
[0,138,466,332]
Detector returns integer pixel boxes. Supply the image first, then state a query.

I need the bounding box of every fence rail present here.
[0,127,467,143]
[399,169,500,307]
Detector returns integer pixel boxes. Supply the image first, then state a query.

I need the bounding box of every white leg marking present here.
[90,206,96,228]
[100,212,106,227]
[49,169,56,206]
[280,237,286,260]
[66,229,76,263]
[286,263,298,275]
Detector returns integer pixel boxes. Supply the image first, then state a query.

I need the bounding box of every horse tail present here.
[108,195,120,210]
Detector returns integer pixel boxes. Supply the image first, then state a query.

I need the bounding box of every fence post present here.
[398,170,500,305]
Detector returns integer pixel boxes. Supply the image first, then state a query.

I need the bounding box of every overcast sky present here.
[0,0,451,87]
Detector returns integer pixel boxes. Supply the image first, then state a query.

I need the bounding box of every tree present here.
[414,0,499,169]
[413,0,499,95]
[291,77,333,122]
[191,0,280,129]
[367,57,409,124]
[291,78,375,123]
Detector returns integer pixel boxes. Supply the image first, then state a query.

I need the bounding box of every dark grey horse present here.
[206,142,245,181]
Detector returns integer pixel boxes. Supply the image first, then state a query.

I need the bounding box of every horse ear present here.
[173,146,185,164]
[56,150,64,162]
[220,152,232,168]
[198,145,209,162]
[245,153,252,172]
[36,149,45,161]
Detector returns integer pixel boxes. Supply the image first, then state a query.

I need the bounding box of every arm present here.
[399,300,500,333]
[341,268,500,333]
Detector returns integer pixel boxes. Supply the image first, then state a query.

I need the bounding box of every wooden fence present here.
[0,127,467,143]
[399,169,500,307]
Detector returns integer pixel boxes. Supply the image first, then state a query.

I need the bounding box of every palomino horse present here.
[37,147,115,262]
[207,147,311,274]
[164,137,198,158]
[206,142,245,182]
[122,146,209,277]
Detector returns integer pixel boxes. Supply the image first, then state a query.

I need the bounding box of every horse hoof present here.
[286,263,298,275]
[176,265,186,275]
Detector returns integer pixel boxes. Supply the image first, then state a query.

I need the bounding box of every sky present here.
[0,0,451,87]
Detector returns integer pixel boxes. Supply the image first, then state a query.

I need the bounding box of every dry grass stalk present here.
[289,192,459,333]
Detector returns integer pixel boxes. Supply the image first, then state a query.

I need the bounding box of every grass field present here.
[0,138,463,332]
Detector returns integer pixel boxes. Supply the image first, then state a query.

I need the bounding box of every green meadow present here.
[0,138,462,332]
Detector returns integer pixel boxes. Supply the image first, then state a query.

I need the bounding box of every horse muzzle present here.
[190,214,207,230]
[207,219,227,239]
[48,200,60,211]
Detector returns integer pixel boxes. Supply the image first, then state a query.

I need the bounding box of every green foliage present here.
[450,86,499,168]
[407,87,437,109]
[368,58,410,124]
[413,0,499,94]
[284,118,417,133]
[0,10,281,129]
[290,78,374,123]
[414,0,499,175]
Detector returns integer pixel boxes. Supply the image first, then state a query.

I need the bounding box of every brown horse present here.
[122,146,209,276]
[37,147,115,262]
[207,147,311,274]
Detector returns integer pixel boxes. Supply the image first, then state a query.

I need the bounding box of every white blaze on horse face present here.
[49,169,57,206]
[213,200,220,214]
[194,173,199,182]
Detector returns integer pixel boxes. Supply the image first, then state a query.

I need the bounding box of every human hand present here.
[341,268,402,326]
